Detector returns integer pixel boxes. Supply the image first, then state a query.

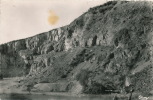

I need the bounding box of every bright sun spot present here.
[48,10,59,25]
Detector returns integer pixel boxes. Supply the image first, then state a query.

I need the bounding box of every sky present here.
[0,0,108,44]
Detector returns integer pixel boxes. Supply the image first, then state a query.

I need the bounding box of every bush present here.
[84,83,107,94]
[76,70,90,87]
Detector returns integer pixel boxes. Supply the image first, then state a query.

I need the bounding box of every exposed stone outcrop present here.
[0,1,153,94]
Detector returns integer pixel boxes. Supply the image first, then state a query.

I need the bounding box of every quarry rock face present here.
[0,1,153,94]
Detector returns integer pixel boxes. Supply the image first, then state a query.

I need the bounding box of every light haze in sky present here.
[0,0,107,44]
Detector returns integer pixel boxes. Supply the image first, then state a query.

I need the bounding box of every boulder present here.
[69,81,83,94]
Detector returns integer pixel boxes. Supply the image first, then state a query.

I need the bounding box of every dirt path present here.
[0,78,153,100]
[0,78,24,94]
[0,78,81,96]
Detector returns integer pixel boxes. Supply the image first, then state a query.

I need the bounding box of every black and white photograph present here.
[0,0,153,100]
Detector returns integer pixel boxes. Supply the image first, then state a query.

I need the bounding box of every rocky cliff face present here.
[0,1,153,94]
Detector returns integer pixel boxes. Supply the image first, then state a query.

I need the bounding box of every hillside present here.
[0,1,153,95]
